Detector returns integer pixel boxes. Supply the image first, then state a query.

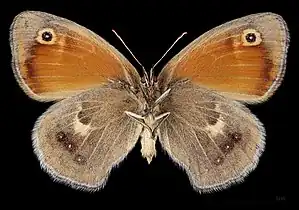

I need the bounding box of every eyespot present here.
[74,154,87,165]
[55,131,77,153]
[213,156,224,166]
[241,29,262,46]
[56,131,68,142]
[36,28,56,45]
[228,132,242,143]
[42,31,53,42]
[220,140,235,154]
[65,141,77,153]
[245,33,256,43]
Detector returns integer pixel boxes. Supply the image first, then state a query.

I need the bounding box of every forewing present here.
[158,81,265,192]
[158,13,289,103]
[32,84,142,190]
[10,11,141,101]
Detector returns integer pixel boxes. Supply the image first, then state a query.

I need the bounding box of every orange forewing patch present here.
[158,13,288,103]
[171,31,275,97]
[10,11,140,101]
[19,29,134,97]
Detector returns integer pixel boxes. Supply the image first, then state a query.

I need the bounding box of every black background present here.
[3,0,295,205]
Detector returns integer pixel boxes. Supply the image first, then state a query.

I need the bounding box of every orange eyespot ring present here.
[36,28,56,45]
[241,29,262,46]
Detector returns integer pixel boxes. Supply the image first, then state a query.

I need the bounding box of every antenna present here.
[112,29,149,85]
[150,32,187,74]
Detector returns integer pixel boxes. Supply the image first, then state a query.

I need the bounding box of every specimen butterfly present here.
[10,11,289,192]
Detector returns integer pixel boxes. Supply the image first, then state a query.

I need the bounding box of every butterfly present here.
[9,11,289,193]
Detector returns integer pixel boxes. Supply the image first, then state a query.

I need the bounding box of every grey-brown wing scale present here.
[32,84,143,191]
[158,81,265,192]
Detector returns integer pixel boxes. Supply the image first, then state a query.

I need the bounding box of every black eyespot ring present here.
[56,131,68,142]
[65,141,77,153]
[41,31,53,42]
[74,154,87,164]
[245,33,256,43]
[228,132,242,143]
